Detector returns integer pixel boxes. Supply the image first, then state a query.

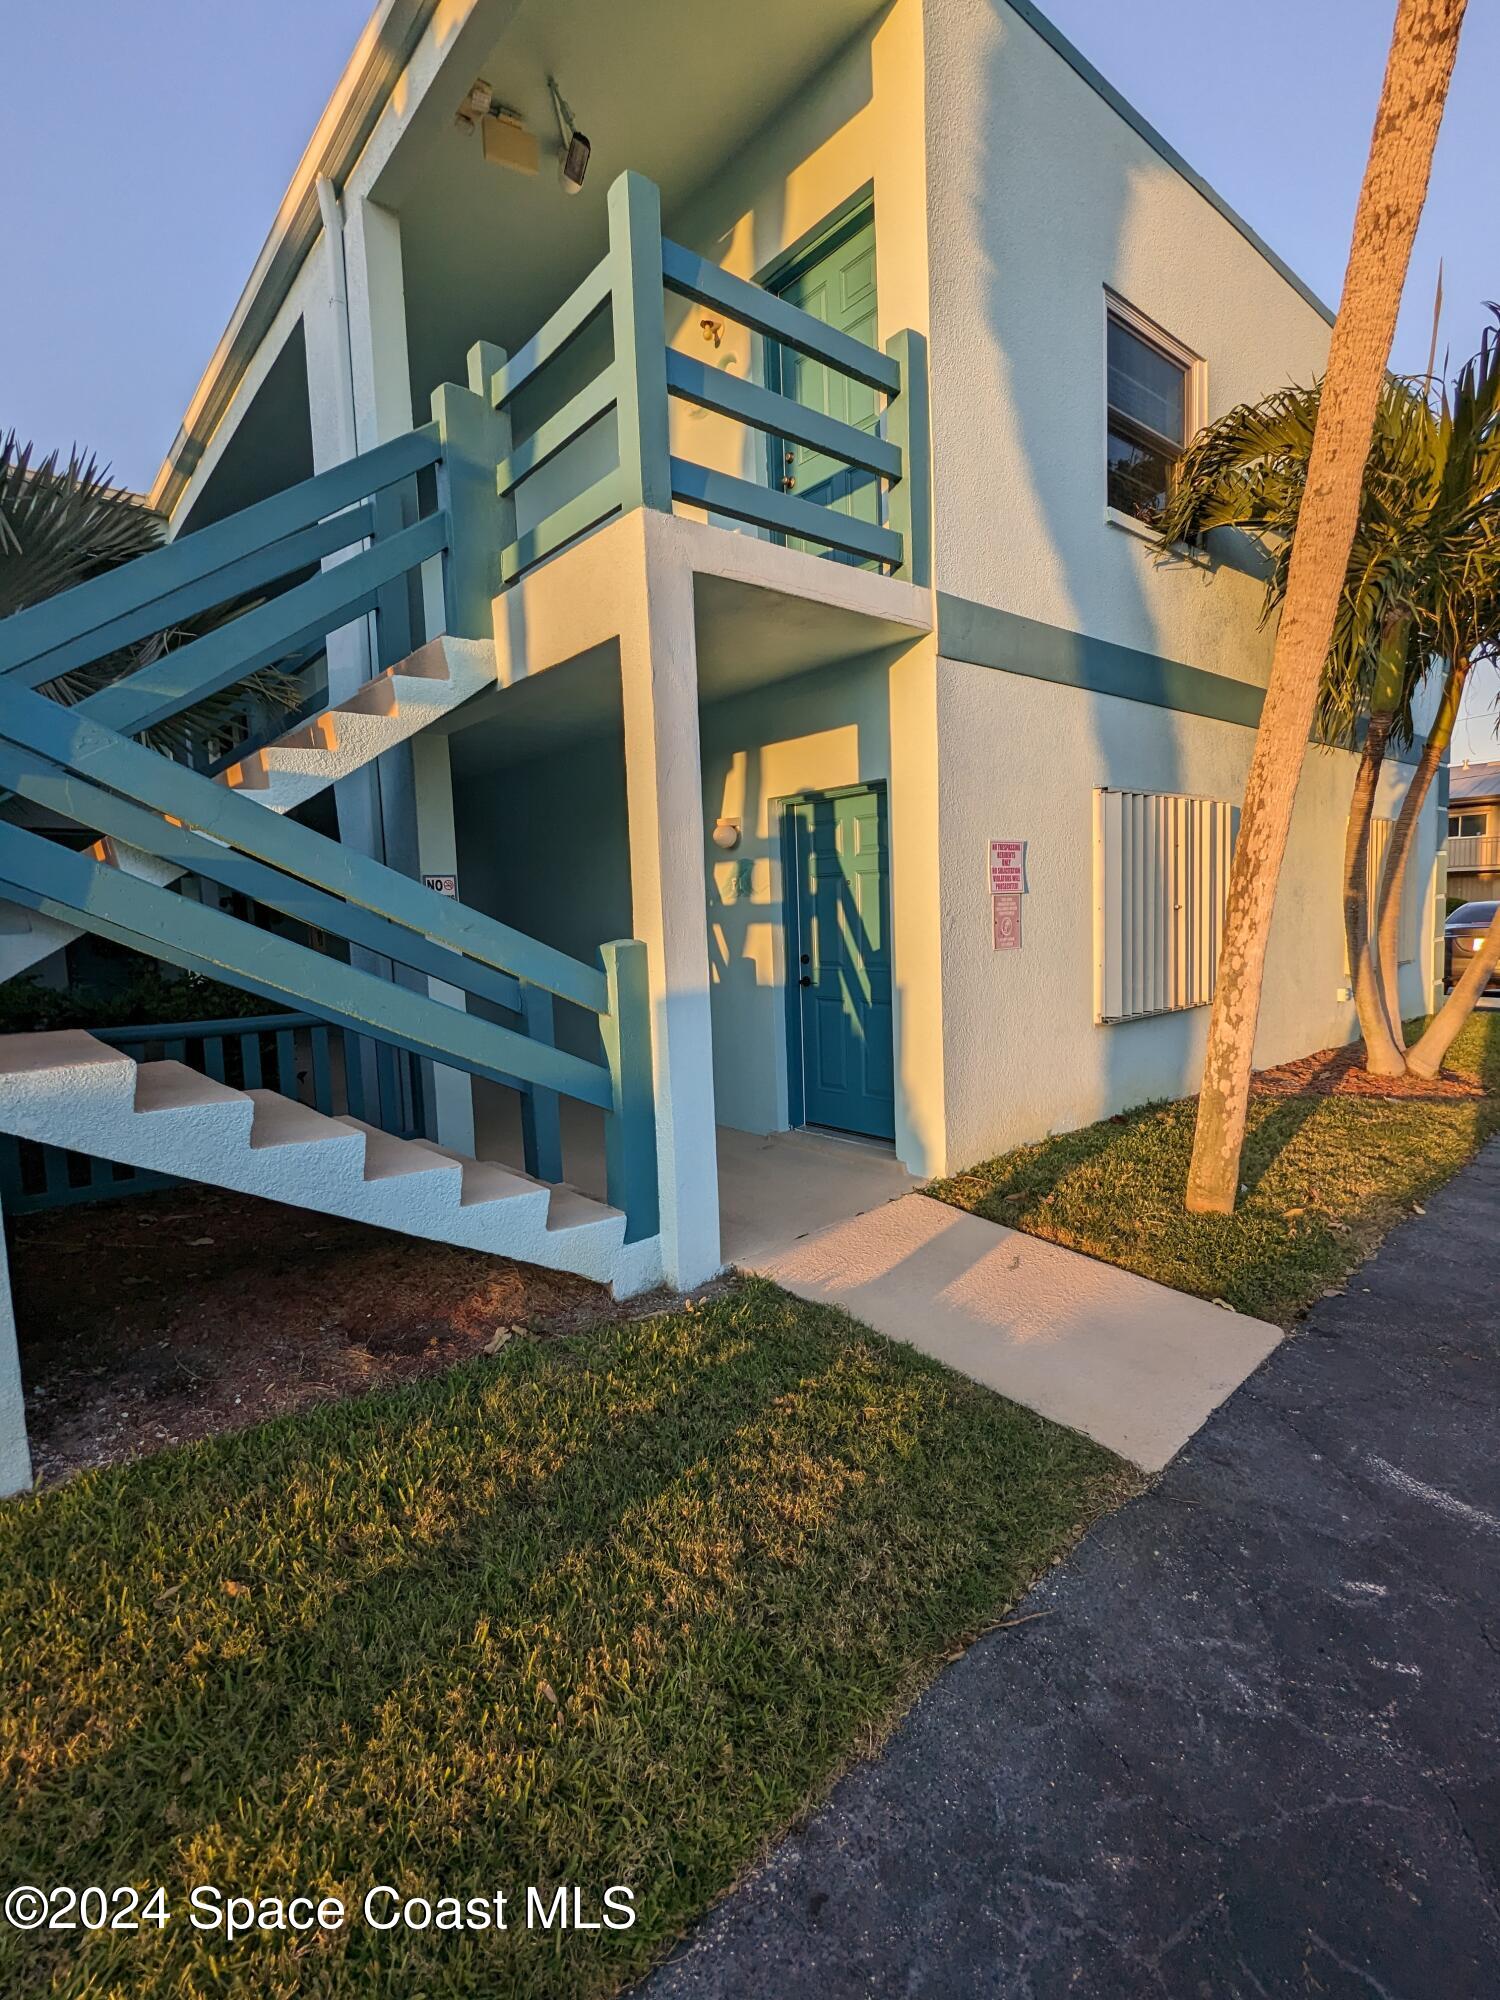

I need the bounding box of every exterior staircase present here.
[0,634,494,983]
[0,421,661,1320]
[0,1032,650,1293]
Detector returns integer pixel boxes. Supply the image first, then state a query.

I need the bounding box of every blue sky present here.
[1037,0,1497,760]
[4,1,1494,744]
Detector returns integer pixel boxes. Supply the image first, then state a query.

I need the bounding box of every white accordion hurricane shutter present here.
[1094,786,1236,1025]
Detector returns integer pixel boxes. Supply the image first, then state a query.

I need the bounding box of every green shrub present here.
[0,971,282,1035]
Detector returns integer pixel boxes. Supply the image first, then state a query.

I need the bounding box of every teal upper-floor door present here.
[785,784,894,1141]
[765,207,880,561]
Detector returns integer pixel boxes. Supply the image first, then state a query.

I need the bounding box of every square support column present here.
[0,1196,33,1497]
[889,635,947,1178]
[618,514,721,1287]
[410,729,477,1154]
[304,221,385,869]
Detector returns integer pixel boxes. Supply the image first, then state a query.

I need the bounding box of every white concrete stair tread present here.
[86,839,180,889]
[746,1192,1281,1473]
[402,1136,552,1208]
[329,1116,441,1180]
[403,1133,620,1234]
[0,1031,649,1295]
[329,1117,476,1191]
[328,678,401,721]
[218,636,492,789]
[0,1029,133,1079]
[134,1060,250,1115]
[240,1089,362,1151]
[417,1134,622,1235]
[544,1184,625,1234]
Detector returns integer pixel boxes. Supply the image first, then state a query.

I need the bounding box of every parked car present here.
[1443,901,1500,991]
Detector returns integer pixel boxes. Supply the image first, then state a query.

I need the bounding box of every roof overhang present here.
[147,0,442,521]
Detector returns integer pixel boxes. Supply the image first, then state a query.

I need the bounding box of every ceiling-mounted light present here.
[455,76,493,129]
[548,77,591,194]
[481,106,540,176]
[457,76,540,174]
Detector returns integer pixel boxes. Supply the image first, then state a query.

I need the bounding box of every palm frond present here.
[1158,330,1500,751]
[1,431,306,759]
[0,431,161,618]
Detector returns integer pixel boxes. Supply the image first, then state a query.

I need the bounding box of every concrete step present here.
[0,1029,134,1081]
[0,1031,646,1295]
[359,1128,544,1206]
[545,1184,626,1234]
[246,1089,365,1151]
[133,1060,247,1115]
[217,637,491,792]
[406,1133,618,1230]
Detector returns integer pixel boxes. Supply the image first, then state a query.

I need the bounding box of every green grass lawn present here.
[928,1012,1500,1326]
[0,1280,1127,2000]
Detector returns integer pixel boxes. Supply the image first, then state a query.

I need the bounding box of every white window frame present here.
[1103,291,1206,538]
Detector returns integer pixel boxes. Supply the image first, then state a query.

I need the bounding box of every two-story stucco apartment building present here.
[0,0,1445,1489]
[1445,761,1500,904]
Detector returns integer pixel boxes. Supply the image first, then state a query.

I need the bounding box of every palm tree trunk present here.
[1407,895,1500,1076]
[1376,654,1468,1046]
[1344,703,1406,1073]
[1185,0,1467,1214]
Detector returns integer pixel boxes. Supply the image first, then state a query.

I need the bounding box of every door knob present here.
[798,975,812,987]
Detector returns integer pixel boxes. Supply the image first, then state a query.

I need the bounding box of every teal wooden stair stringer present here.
[0,425,660,1247]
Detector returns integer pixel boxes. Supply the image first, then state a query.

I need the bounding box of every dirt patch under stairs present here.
[10,1184,677,1487]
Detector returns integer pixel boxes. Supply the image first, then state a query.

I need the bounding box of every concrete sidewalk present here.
[642,1141,1500,1998]
[747,1192,1280,1471]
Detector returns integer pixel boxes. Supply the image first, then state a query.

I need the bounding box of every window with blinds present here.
[1094,787,1236,1024]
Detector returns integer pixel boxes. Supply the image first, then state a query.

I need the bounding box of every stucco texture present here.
[932,660,1439,1173]
[922,0,1331,679]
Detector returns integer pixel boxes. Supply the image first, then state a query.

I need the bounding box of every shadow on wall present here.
[699,653,894,1137]
[962,9,1193,1143]
[663,14,879,495]
[450,712,633,1062]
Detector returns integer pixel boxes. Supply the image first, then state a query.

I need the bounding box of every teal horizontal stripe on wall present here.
[935,592,1425,765]
[936,592,1266,728]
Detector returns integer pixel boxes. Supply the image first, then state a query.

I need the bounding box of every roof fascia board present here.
[168,259,318,532]
[150,0,512,521]
[1004,0,1336,327]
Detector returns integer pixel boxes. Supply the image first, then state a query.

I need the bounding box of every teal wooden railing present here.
[0,1011,423,1215]
[0,427,658,1240]
[0,428,444,716]
[427,170,931,629]
[0,169,923,1251]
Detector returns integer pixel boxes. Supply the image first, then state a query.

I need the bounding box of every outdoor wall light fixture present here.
[549,78,591,194]
[700,316,725,347]
[482,108,541,176]
[711,818,742,851]
[457,77,541,175]
[455,78,492,128]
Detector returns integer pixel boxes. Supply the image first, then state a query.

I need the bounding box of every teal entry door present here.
[784,785,894,1140]
[766,207,880,560]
